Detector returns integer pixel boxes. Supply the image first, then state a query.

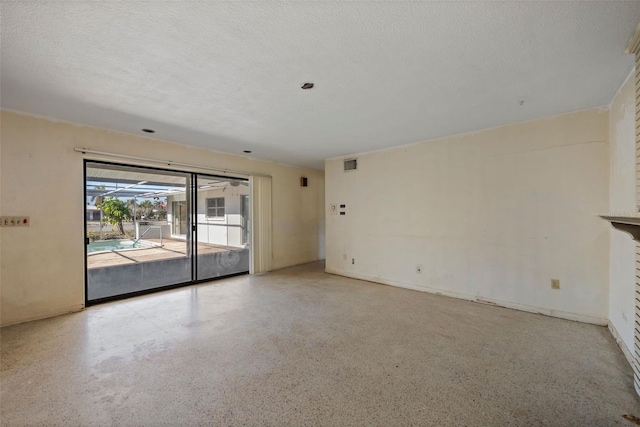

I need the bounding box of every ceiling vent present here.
[344,158,358,172]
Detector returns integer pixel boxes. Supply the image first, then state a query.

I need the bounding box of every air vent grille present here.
[344,159,357,172]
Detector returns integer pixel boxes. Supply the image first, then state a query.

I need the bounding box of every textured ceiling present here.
[1,1,639,169]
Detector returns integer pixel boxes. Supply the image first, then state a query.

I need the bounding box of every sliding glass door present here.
[85,161,250,304]
[195,174,250,281]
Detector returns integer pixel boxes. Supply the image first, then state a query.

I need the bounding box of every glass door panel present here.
[85,162,192,302]
[195,174,250,281]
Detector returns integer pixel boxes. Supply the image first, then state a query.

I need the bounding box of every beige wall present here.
[326,108,610,324]
[609,70,637,358]
[0,110,325,326]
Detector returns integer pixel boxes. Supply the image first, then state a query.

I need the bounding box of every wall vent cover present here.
[344,158,357,172]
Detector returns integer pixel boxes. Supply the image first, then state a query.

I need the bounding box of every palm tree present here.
[126,198,139,220]
[139,200,154,219]
[152,199,166,220]
[90,185,106,207]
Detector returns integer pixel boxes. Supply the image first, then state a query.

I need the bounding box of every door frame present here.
[240,194,250,245]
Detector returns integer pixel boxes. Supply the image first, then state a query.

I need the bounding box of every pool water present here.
[87,239,155,253]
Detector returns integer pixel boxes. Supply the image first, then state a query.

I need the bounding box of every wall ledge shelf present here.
[600,215,640,242]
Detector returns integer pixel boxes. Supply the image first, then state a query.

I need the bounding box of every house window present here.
[206,197,225,218]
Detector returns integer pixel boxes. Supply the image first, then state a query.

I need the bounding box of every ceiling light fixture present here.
[142,128,155,133]
[301,83,314,90]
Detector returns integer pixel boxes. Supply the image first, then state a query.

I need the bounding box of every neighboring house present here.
[86,205,101,221]
[167,183,249,248]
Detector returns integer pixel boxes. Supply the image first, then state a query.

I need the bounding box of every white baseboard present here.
[608,321,634,369]
[0,304,85,328]
[325,268,608,326]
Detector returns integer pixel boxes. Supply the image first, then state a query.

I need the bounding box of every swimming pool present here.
[87,239,156,254]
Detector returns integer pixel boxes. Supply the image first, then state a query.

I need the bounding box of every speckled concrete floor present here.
[1,261,638,426]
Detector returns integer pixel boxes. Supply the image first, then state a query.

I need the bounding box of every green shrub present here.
[86,231,101,242]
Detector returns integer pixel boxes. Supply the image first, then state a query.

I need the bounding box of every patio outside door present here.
[172,201,187,235]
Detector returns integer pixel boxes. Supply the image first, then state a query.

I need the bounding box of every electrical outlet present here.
[351,258,355,265]
[416,265,422,273]
[551,279,560,290]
